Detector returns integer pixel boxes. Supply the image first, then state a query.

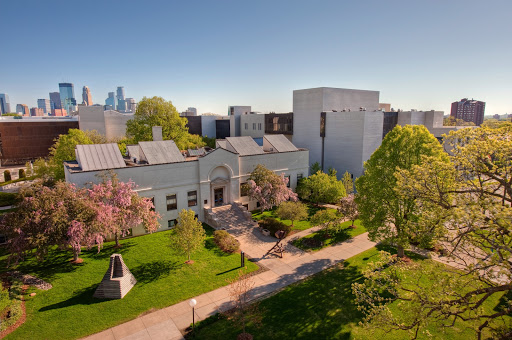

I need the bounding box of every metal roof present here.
[264,135,298,152]
[187,147,206,157]
[226,136,265,156]
[76,143,126,171]
[138,140,185,165]
[126,145,139,160]
[216,140,227,149]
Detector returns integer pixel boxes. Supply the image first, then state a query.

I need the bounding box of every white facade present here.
[397,110,467,138]
[65,135,309,236]
[78,106,134,140]
[240,113,265,138]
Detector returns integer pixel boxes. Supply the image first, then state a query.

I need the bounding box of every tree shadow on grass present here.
[39,284,102,312]
[87,241,136,260]
[131,259,182,284]
[204,238,230,257]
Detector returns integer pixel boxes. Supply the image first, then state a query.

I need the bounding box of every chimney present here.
[152,126,163,141]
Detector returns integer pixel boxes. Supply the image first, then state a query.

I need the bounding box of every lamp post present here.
[189,298,197,334]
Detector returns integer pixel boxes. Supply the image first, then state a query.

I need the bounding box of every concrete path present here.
[83,228,376,340]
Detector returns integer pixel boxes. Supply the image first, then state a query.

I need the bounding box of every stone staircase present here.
[204,203,258,236]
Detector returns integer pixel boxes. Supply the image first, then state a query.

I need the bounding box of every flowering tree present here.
[247,164,297,211]
[88,177,159,247]
[338,194,358,226]
[0,182,104,263]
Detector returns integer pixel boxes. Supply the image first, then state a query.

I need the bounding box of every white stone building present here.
[64,134,308,236]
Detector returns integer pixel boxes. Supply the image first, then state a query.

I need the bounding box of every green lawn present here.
[292,219,366,251]
[191,245,510,340]
[251,204,335,231]
[2,225,259,340]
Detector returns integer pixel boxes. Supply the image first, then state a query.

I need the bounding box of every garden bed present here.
[251,203,336,231]
[292,220,366,251]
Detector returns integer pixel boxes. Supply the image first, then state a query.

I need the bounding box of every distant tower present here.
[105,92,116,110]
[37,99,51,114]
[0,93,12,114]
[82,86,93,106]
[125,98,136,112]
[59,83,77,114]
[49,92,62,112]
[450,98,486,126]
[16,104,29,116]
[116,86,126,111]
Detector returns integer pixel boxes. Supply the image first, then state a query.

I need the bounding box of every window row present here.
[167,213,198,228]
[243,123,262,130]
[240,173,303,195]
[156,191,197,211]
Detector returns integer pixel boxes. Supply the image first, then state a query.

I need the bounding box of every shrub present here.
[18,169,26,179]
[214,230,240,253]
[258,218,292,237]
[0,192,18,207]
[3,170,11,182]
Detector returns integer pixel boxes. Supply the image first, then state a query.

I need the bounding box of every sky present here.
[1,0,511,115]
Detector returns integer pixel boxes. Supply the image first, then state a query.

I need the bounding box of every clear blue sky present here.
[2,0,511,115]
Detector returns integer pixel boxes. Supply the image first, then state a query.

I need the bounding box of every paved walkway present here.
[84,224,376,340]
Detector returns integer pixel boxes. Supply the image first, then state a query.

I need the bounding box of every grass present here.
[1,225,259,340]
[191,245,510,340]
[251,203,336,231]
[292,219,366,251]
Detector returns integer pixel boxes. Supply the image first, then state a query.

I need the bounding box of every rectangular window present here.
[166,194,177,210]
[188,191,197,207]
[149,197,155,211]
[168,219,177,228]
[252,123,256,130]
[285,175,291,188]
[244,123,248,130]
[297,173,303,182]
[240,183,249,197]
[258,123,262,130]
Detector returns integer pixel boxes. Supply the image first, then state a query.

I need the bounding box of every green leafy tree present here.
[310,162,321,175]
[342,171,354,194]
[443,116,475,126]
[170,209,206,262]
[355,125,512,339]
[310,209,342,234]
[276,201,308,228]
[298,171,346,204]
[202,135,216,149]
[355,125,448,257]
[126,96,204,150]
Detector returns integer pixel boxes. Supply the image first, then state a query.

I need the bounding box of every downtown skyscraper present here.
[59,83,77,114]
[0,93,12,114]
[116,86,126,111]
[82,86,93,106]
[105,92,116,110]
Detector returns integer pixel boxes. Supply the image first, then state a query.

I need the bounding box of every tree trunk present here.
[115,232,120,247]
[73,251,79,262]
[397,245,405,258]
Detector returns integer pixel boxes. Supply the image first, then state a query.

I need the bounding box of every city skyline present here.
[1,0,511,115]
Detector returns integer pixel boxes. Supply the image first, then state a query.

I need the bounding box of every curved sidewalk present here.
[83,232,376,340]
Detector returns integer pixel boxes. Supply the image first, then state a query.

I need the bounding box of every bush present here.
[258,218,292,237]
[18,169,26,179]
[214,230,240,253]
[3,170,11,182]
[0,192,18,207]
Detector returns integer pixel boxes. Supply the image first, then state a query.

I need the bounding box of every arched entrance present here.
[209,166,231,207]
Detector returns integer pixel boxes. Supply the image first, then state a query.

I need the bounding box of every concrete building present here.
[450,98,485,126]
[16,104,29,116]
[30,107,45,116]
[0,116,78,164]
[78,106,134,140]
[50,92,62,111]
[265,112,293,137]
[125,98,136,112]
[82,86,93,106]
[379,103,391,111]
[59,83,77,113]
[65,134,308,235]
[292,87,381,177]
[228,106,251,137]
[181,107,197,116]
[0,94,11,114]
[240,113,265,138]
[37,99,51,114]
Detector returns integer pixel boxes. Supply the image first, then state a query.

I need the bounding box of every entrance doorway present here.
[214,188,224,207]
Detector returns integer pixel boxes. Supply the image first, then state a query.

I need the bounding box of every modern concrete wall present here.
[104,111,133,140]
[201,116,217,138]
[240,113,265,138]
[78,106,106,136]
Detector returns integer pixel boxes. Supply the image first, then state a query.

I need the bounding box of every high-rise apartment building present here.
[125,98,136,112]
[30,107,44,116]
[0,94,12,114]
[450,98,485,126]
[116,86,126,111]
[59,83,77,114]
[82,86,93,106]
[105,92,116,110]
[16,104,29,116]
[37,99,51,114]
[49,92,62,111]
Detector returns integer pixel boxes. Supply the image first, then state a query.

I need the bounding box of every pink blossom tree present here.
[0,182,104,263]
[338,194,359,227]
[247,164,297,211]
[88,177,160,247]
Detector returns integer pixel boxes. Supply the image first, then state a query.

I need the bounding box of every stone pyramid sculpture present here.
[93,254,137,299]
